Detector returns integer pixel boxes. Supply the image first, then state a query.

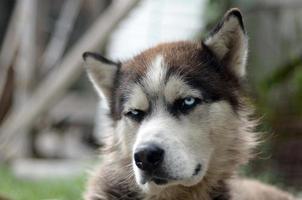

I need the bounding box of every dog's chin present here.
[140,181,166,194]
[136,172,204,194]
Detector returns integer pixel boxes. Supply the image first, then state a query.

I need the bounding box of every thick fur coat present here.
[82,8,296,200]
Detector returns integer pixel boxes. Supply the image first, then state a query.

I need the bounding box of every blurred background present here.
[0,0,301,199]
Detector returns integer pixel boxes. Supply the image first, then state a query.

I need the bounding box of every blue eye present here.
[184,97,196,106]
[125,109,146,122]
[179,97,201,113]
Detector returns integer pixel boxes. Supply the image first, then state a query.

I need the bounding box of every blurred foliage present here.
[240,164,283,187]
[0,165,86,200]
[204,0,232,32]
[263,57,302,93]
[259,55,302,117]
[205,0,254,31]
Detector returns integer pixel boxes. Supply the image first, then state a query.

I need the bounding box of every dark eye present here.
[125,109,146,122]
[178,97,201,113]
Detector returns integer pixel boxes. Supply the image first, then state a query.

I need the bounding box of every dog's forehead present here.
[120,42,206,102]
[122,41,203,77]
[111,41,241,119]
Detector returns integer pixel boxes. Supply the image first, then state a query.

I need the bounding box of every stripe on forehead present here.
[142,55,167,94]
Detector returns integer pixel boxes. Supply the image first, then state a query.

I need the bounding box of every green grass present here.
[0,165,86,200]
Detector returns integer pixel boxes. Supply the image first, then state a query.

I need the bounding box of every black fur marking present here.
[110,69,147,121]
[111,71,155,122]
[210,181,230,200]
[82,51,120,66]
[193,163,202,176]
[152,177,168,185]
[170,44,240,110]
[200,43,241,108]
[167,97,202,118]
[208,8,245,38]
[208,18,224,38]
[226,8,245,33]
[124,109,146,122]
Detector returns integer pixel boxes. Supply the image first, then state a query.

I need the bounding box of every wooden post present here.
[0,1,22,101]
[40,0,82,75]
[12,0,37,157]
[0,0,139,160]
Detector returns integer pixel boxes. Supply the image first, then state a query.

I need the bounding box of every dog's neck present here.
[209,181,231,200]
[143,178,231,200]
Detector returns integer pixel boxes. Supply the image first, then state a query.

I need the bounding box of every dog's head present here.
[84,9,254,193]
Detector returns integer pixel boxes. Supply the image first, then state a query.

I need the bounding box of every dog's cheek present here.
[185,105,213,147]
[185,105,215,171]
[208,101,240,148]
[116,118,140,155]
[169,111,213,179]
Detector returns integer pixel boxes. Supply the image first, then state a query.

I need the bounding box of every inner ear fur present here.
[204,8,248,78]
[83,52,120,101]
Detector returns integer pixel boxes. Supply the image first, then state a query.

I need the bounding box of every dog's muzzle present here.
[134,143,164,172]
[134,143,170,184]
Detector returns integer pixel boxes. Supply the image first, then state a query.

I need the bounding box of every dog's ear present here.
[204,8,248,77]
[83,52,119,101]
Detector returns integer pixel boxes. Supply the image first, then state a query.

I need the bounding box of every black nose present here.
[134,144,164,172]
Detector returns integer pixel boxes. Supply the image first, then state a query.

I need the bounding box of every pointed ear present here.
[204,8,248,77]
[83,52,119,101]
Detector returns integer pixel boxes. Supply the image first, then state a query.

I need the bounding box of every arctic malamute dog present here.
[83,8,296,200]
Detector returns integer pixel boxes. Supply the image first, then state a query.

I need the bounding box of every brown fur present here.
[83,8,297,200]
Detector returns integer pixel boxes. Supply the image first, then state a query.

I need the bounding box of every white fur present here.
[143,55,167,94]
[132,106,214,192]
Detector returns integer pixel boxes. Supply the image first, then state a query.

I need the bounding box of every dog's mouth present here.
[139,163,202,186]
[141,174,172,185]
[149,176,169,185]
[132,142,205,188]
[152,177,168,185]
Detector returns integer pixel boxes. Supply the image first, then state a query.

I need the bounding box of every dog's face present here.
[84,9,248,193]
